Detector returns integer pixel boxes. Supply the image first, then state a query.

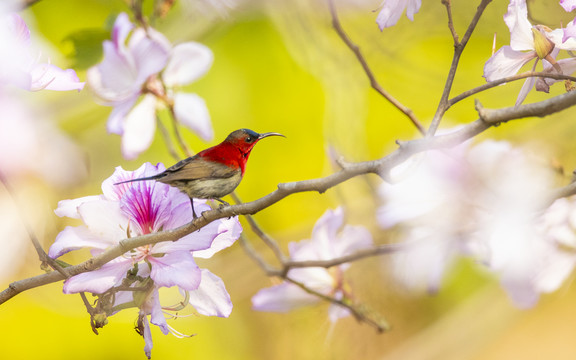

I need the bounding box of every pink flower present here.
[88,13,214,159]
[49,163,241,358]
[376,0,421,30]
[0,13,84,91]
[561,0,576,12]
[483,0,575,105]
[252,208,373,322]
[378,139,575,307]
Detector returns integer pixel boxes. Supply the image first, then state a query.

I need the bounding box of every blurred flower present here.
[49,162,241,358]
[561,0,576,12]
[252,207,373,322]
[88,13,214,159]
[181,0,238,18]
[376,0,421,30]
[0,13,84,91]
[378,140,576,307]
[483,0,576,105]
[0,92,86,185]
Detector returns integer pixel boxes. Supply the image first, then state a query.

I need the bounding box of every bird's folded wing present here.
[161,156,238,182]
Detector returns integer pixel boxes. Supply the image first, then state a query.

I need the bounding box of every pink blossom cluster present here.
[378,140,576,308]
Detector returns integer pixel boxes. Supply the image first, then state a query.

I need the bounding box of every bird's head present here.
[225,129,285,154]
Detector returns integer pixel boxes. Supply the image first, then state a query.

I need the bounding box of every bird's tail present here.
[114,173,165,185]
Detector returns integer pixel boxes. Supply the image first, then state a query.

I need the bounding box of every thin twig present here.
[442,0,459,45]
[327,0,425,135]
[449,72,576,107]
[156,117,181,161]
[167,105,193,157]
[239,235,279,274]
[427,0,493,136]
[231,192,287,264]
[283,242,408,270]
[285,277,389,332]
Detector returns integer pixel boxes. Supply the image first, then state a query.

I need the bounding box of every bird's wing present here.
[160,156,238,182]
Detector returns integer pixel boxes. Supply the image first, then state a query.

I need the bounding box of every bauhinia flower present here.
[252,207,373,323]
[483,0,576,106]
[376,0,421,30]
[49,162,242,358]
[88,13,214,159]
[561,0,576,12]
[0,13,84,91]
[378,139,576,308]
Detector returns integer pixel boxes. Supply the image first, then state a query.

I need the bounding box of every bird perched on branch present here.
[115,129,284,218]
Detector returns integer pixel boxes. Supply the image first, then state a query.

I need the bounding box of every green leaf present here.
[63,28,111,70]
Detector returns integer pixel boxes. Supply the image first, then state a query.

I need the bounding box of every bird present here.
[115,129,284,218]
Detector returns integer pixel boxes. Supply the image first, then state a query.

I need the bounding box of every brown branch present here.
[449,72,576,107]
[285,277,390,333]
[427,0,493,136]
[2,89,576,305]
[327,0,425,135]
[283,242,408,270]
[442,0,459,45]
[156,116,181,161]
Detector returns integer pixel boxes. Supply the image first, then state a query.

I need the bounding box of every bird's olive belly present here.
[172,172,242,199]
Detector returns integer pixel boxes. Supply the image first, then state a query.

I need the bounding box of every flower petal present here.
[504,0,534,51]
[29,64,85,91]
[142,315,154,359]
[515,73,536,106]
[561,0,576,12]
[128,27,171,85]
[376,0,406,30]
[121,94,157,160]
[483,46,535,81]
[147,288,169,334]
[54,195,102,219]
[192,217,242,258]
[162,42,213,86]
[77,199,127,241]
[149,251,201,291]
[87,40,140,102]
[111,13,133,48]
[252,282,318,312]
[172,92,213,141]
[63,258,133,294]
[187,269,232,317]
[48,225,112,259]
[106,95,139,135]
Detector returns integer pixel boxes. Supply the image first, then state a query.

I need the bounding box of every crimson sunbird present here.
[115,129,284,218]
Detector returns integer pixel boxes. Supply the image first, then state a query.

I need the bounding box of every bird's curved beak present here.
[258,132,285,140]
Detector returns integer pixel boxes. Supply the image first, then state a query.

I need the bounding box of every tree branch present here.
[327,0,425,135]
[427,0,493,135]
[2,87,576,306]
[448,72,576,107]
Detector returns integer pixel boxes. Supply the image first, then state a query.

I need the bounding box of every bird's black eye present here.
[245,136,254,143]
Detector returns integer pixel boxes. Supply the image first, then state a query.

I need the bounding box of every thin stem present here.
[449,72,576,108]
[283,242,408,270]
[167,105,193,157]
[230,192,287,264]
[427,0,493,136]
[327,0,425,135]
[442,0,459,45]
[285,277,389,332]
[156,116,181,161]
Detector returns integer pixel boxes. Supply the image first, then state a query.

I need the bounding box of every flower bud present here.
[532,25,555,60]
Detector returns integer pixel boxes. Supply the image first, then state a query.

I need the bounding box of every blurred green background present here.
[2,0,576,359]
